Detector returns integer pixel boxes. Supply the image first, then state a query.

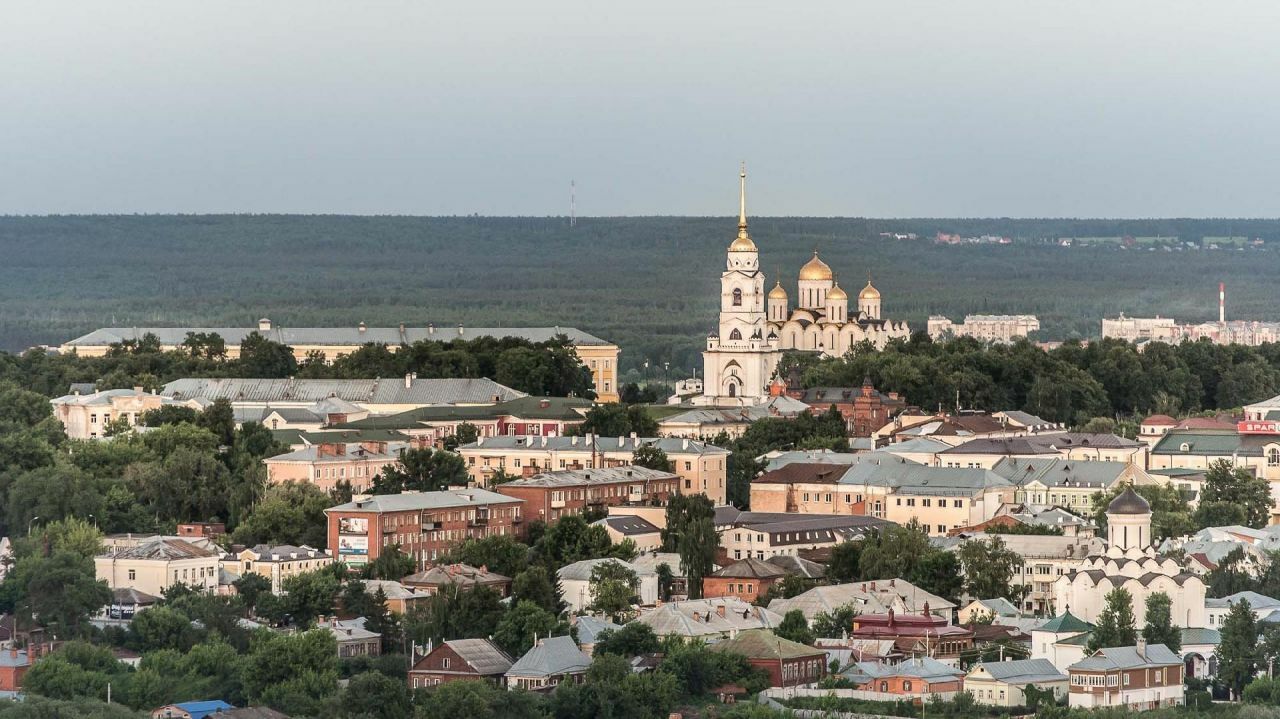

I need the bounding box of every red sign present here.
[1238,421,1280,435]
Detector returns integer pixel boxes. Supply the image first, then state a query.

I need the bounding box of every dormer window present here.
[1180,443,1191,452]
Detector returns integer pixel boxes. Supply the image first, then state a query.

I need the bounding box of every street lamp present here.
[27,516,40,537]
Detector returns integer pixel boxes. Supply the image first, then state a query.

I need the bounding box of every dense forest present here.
[3,215,1280,377]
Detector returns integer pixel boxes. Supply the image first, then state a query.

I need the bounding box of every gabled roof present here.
[573,615,621,645]
[970,658,1066,685]
[443,638,514,675]
[556,557,654,582]
[969,598,1020,617]
[506,635,591,678]
[162,701,235,719]
[1069,644,1181,671]
[711,558,788,580]
[502,466,676,488]
[712,629,824,660]
[754,462,848,486]
[992,457,1130,489]
[464,436,729,456]
[635,597,782,637]
[401,563,510,588]
[857,656,964,682]
[765,555,826,579]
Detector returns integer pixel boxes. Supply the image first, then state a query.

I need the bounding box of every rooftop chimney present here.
[1220,282,1226,324]
[405,373,413,389]
[358,321,367,334]
[1136,637,1148,659]
[259,317,272,332]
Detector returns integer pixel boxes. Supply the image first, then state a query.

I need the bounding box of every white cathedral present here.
[697,167,911,406]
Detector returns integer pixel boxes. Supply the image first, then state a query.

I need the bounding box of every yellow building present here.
[61,321,620,402]
[221,544,334,594]
[50,388,190,440]
[96,538,223,597]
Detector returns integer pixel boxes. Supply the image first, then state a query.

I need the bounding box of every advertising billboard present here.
[338,535,369,555]
[339,517,369,534]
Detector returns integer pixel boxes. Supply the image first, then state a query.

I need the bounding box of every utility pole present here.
[569,180,576,229]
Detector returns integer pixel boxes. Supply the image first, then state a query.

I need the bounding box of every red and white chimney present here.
[1219,282,1226,324]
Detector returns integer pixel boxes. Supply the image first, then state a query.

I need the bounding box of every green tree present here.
[593,622,661,657]
[230,482,332,548]
[511,565,563,615]
[1206,546,1259,598]
[492,600,570,659]
[588,560,640,622]
[237,333,298,378]
[241,630,339,715]
[957,536,1026,604]
[775,610,814,645]
[827,541,863,583]
[1219,598,1260,699]
[280,568,340,625]
[1141,592,1181,653]
[631,445,673,472]
[363,545,415,581]
[333,671,413,719]
[661,494,718,599]
[811,604,859,639]
[439,534,530,578]
[234,573,272,614]
[1087,587,1137,652]
[372,447,468,493]
[1197,458,1273,529]
[404,586,504,645]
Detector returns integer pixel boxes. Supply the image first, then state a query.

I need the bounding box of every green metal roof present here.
[1036,611,1093,634]
[1151,430,1250,456]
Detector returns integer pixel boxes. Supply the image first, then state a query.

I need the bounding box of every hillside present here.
[3,215,1279,376]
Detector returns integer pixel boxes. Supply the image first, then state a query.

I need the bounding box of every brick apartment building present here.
[324,488,523,569]
[495,466,678,523]
[785,377,910,437]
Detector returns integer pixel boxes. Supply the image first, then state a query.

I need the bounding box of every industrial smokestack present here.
[1220,282,1226,324]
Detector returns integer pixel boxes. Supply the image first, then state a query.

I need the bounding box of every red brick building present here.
[325,488,524,570]
[702,558,788,603]
[408,638,513,689]
[851,606,975,659]
[0,641,48,694]
[787,377,909,437]
[495,466,678,524]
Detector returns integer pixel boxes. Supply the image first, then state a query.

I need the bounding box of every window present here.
[937,524,945,534]
[684,461,692,471]
[922,499,931,507]
[442,658,450,669]
[91,414,98,424]
[732,288,743,306]
[128,569,136,580]
[1270,447,1280,467]
[953,500,963,508]
[903,681,913,691]
[729,329,742,341]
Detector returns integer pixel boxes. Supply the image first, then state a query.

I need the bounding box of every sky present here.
[3,1,1280,217]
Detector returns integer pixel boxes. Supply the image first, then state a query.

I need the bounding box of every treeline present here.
[787,335,1280,424]
[0,333,595,399]
[4,215,1280,375]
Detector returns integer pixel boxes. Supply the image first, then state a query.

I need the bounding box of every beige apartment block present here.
[50,388,186,440]
[221,544,333,594]
[96,538,223,596]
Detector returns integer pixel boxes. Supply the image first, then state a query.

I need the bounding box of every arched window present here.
[732,288,743,306]
[728,383,737,398]
[1270,448,1280,467]
[729,329,742,341]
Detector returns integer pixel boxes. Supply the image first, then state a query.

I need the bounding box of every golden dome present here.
[859,280,881,300]
[827,283,848,301]
[768,281,788,299]
[799,252,833,282]
[729,231,757,252]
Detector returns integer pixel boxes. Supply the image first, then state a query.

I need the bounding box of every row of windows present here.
[800,492,865,504]
[314,463,381,480]
[548,483,674,502]
[90,412,140,425]
[1071,674,1119,687]
[722,582,756,595]
[471,455,716,473]
[896,498,965,508]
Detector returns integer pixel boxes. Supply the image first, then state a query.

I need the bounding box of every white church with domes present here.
[697,167,911,406]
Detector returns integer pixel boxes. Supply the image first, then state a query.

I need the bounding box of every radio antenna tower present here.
[569,180,577,229]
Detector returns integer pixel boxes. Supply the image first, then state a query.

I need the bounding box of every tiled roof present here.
[326,488,521,513]
[161,377,523,406]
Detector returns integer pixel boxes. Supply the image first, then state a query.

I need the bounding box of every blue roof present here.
[169,701,235,719]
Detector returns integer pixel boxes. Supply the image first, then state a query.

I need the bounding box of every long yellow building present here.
[61,319,620,401]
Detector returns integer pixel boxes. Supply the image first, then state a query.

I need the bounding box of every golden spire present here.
[728,162,757,252]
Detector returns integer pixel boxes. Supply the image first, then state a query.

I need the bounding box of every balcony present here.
[469,516,490,527]
[550,499,566,509]
[512,516,524,524]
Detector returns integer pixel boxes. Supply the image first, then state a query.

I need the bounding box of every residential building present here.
[657,395,810,439]
[221,544,333,595]
[950,534,1102,616]
[556,558,658,613]
[460,435,730,505]
[843,656,965,698]
[1204,590,1280,629]
[712,629,828,687]
[1067,642,1184,709]
[592,515,662,552]
[176,523,226,541]
[572,615,620,656]
[359,580,427,614]
[1139,415,1177,449]
[65,323,620,402]
[634,597,782,640]
[161,376,525,417]
[263,440,414,492]
[1100,315,1180,344]
[784,378,910,438]
[702,558,788,603]
[336,396,593,442]
[994,458,1151,513]
[96,538,222,596]
[318,617,381,659]
[409,638,513,688]
[966,658,1068,707]
[770,580,956,624]
[716,509,892,560]
[875,412,1054,447]
[938,434,1148,470]
[324,489,524,569]
[50,388,185,440]
[850,607,975,660]
[957,598,1021,625]
[0,643,47,697]
[400,563,512,597]
[1150,429,1280,518]
[948,504,1097,539]
[495,466,678,524]
[765,554,827,580]
[504,635,592,691]
[927,314,1041,344]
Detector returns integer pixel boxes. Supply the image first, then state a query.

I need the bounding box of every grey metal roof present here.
[971,658,1066,684]
[161,377,523,406]
[445,638,514,675]
[502,466,676,488]
[265,442,408,463]
[635,597,782,638]
[992,457,1131,489]
[594,515,661,536]
[101,538,220,560]
[467,435,729,456]
[50,388,182,407]
[1069,644,1181,671]
[858,656,964,682]
[972,598,1020,617]
[1107,487,1151,515]
[1181,627,1221,646]
[764,555,826,579]
[326,488,521,513]
[66,325,613,348]
[556,557,655,582]
[506,635,592,678]
[837,464,1013,496]
[574,615,621,645]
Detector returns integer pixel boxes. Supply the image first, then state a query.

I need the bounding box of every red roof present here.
[1141,414,1176,426]
[1175,417,1237,430]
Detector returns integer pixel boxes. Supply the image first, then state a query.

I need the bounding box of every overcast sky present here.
[4,1,1280,217]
